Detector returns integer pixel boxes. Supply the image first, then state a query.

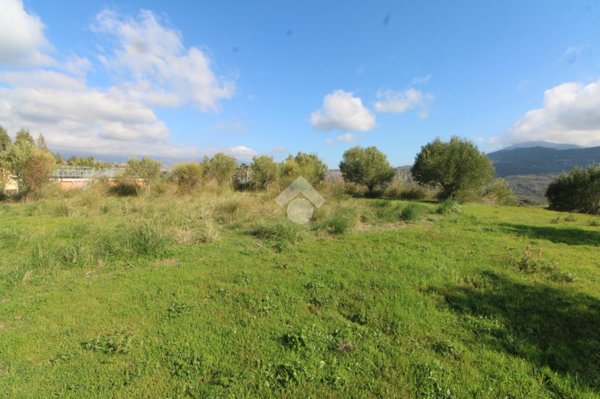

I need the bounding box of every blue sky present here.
[1,0,600,167]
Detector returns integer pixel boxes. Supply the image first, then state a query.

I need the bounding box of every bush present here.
[484,178,518,205]
[319,207,357,234]
[546,165,600,214]
[171,163,203,194]
[110,180,139,197]
[399,203,428,222]
[436,199,462,215]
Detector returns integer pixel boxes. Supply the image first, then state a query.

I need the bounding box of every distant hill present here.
[488,145,600,177]
[502,141,581,151]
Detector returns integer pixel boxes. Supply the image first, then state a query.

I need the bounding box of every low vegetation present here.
[546,164,600,214]
[1,185,599,397]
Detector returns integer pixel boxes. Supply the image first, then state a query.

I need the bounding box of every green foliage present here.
[0,129,55,197]
[233,163,252,191]
[400,203,428,222]
[546,164,600,214]
[203,153,237,185]
[484,178,518,205]
[66,156,112,169]
[436,199,462,215]
[171,162,203,194]
[411,136,494,200]
[124,157,162,196]
[250,155,279,189]
[1,193,600,398]
[0,125,11,152]
[21,148,55,197]
[280,152,327,186]
[339,146,396,196]
[319,206,357,234]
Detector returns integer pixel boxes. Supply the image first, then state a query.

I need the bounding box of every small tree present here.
[0,126,11,152]
[21,148,55,197]
[546,165,600,214]
[203,153,237,186]
[484,178,518,205]
[124,157,162,196]
[411,136,494,200]
[172,162,203,194]
[280,152,327,186]
[339,146,395,196]
[250,155,279,190]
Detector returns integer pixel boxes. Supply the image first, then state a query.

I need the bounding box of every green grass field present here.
[1,192,599,398]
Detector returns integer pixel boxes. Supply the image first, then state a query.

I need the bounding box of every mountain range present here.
[488,142,600,177]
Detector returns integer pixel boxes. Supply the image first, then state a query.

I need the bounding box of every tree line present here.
[3,124,598,213]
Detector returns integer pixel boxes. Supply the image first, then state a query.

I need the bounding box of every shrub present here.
[126,221,169,257]
[484,178,518,205]
[250,155,279,190]
[436,199,462,215]
[319,207,357,234]
[248,219,304,244]
[400,203,428,222]
[110,179,138,197]
[171,162,203,194]
[546,165,600,214]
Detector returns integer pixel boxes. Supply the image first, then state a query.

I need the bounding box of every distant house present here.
[51,166,123,189]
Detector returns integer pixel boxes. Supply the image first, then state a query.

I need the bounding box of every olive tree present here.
[411,136,494,200]
[280,152,327,186]
[172,162,203,194]
[546,165,600,214]
[125,157,162,196]
[250,155,279,189]
[339,146,395,196]
[203,153,238,185]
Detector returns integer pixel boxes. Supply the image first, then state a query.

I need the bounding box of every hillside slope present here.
[488,146,600,177]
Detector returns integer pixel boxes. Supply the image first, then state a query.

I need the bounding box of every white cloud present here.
[563,45,583,64]
[311,90,376,132]
[93,9,234,111]
[375,88,433,118]
[212,121,248,133]
[227,145,256,161]
[325,133,356,145]
[498,80,600,147]
[0,6,251,160]
[410,74,431,85]
[0,0,52,65]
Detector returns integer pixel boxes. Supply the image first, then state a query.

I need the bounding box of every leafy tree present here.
[124,157,162,196]
[14,130,35,147]
[172,162,203,194]
[411,136,494,200]
[339,146,396,196]
[67,156,111,169]
[233,163,252,191]
[0,126,11,152]
[250,155,279,189]
[280,152,327,186]
[0,128,55,196]
[36,134,48,151]
[203,153,237,185]
[21,148,55,197]
[546,165,600,214]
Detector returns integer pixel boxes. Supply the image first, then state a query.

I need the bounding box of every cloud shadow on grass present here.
[436,272,600,390]
[499,223,600,246]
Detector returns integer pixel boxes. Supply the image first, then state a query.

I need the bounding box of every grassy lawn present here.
[0,193,599,398]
